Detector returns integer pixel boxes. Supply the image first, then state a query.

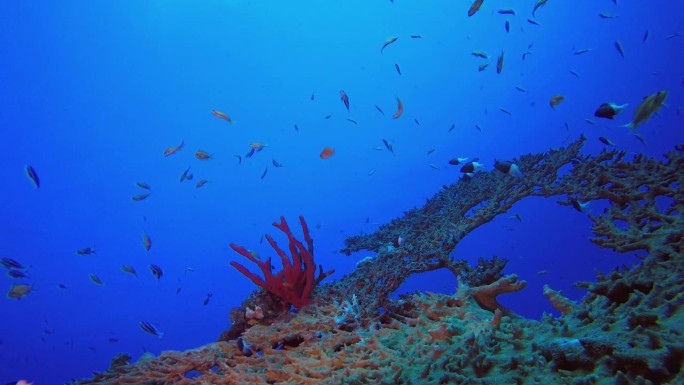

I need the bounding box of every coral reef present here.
[74,139,684,384]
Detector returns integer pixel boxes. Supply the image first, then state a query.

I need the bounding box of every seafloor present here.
[76,137,684,384]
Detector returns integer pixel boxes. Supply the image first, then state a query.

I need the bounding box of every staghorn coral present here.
[75,139,684,384]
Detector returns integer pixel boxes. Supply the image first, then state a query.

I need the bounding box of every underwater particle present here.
[163,140,184,157]
[380,36,398,53]
[25,165,40,188]
[211,110,232,124]
[392,97,403,119]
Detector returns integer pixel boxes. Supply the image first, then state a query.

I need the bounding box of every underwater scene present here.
[1,1,683,384]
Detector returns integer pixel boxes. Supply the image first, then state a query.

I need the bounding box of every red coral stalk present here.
[230,216,335,308]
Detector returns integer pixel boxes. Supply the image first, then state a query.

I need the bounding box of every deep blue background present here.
[1,1,682,383]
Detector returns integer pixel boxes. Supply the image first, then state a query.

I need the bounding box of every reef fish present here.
[599,136,615,146]
[395,63,401,75]
[532,0,548,17]
[1,258,25,270]
[496,51,504,74]
[136,182,151,190]
[142,233,151,251]
[382,139,394,154]
[614,40,625,58]
[494,160,524,178]
[139,321,164,338]
[625,90,668,129]
[131,193,151,201]
[549,95,565,109]
[203,293,213,306]
[180,167,193,182]
[393,97,403,119]
[594,103,628,119]
[195,150,212,160]
[121,265,138,277]
[150,264,163,283]
[89,273,105,286]
[468,0,484,16]
[340,90,350,112]
[320,147,335,159]
[460,160,483,173]
[163,141,184,157]
[380,37,398,53]
[196,179,209,188]
[7,283,33,299]
[211,110,232,124]
[76,247,96,255]
[25,165,40,188]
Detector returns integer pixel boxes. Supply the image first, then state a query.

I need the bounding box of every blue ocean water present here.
[1,1,682,383]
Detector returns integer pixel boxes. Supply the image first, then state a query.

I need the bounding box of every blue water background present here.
[1,1,682,383]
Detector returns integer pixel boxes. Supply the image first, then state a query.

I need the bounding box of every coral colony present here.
[76,137,683,384]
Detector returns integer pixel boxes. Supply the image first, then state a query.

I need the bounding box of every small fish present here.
[89,273,105,286]
[7,270,29,279]
[574,48,592,55]
[382,139,394,153]
[121,265,138,277]
[414,119,420,125]
[569,70,580,78]
[346,118,358,125]
[393,98,403,119]
[642,30,649,43]
[211,110,232,124]
[448,157,468,166]
[496,51,504,74]
[381,36,398,53]
[504,20,510,33]
[515,86,528,93]
[494,160,524,178]
[139,321,164,338]
[564,122,570,131]
[448,123,456,132]
[537,270,548,276]
[428,164,440,170]
[163,141,184,157]
[614,40,625,58]
[294,124,299,132]
[196,179,209,188]
[195,150,212,160]
[549,95,565,109]
[203,293,213,306]
[427,148,436,155]
[375,105,385,115]
[631,132,647,147]
[324,114,332,119]
[476,124,482,133]
[149,264,163,283]
[510,214,523,222]
[25,165,40,188]
[245,148,256,158]
[234,154,242,164]
[272,159,283,168]
[320,147,335,159]
[340,90,350,112]
[176,287,182,294]
[585,119,596,125]
[142,233,151,251]
[367,169,376,176]
[498,8,515,15]
[76,247,96,255]
[132,193,151,201]
[665,33,681,40]
[395,63,401,75]
[522,51,532,60]
[467,0,484,16]
[410,35,422,39]
[311,93,315,100]
[500,108,512,115]
[471,51,488,59]
[527,18,540,26]
[136,182,151,190]
[1,258,25,270]
[532,0,548,17]
[598,12,618,19]
[569,197,590,213]
[7,283,33,299]
[260,168,268,179]
[599,136,615,146]
[594,103,628,119]
[180,167,193,182]
[625,90,668,129]
[107,337,119,343]
[478,62,489,72]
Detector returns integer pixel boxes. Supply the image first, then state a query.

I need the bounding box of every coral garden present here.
[76,136,684,384]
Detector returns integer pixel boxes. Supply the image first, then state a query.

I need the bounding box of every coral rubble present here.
[75,139,684,384]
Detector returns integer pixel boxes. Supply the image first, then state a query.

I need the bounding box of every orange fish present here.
[320,147,335,159]
[195,150,212,160]
[163,141,184,157]
[340,90,349,112]
[249,142,267,150]
[381,37,398,54]
[196,179,209,188]
[142,233,151,251]
[468,0,484,16]
[393,98,404,119]
[211,110,232,124]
